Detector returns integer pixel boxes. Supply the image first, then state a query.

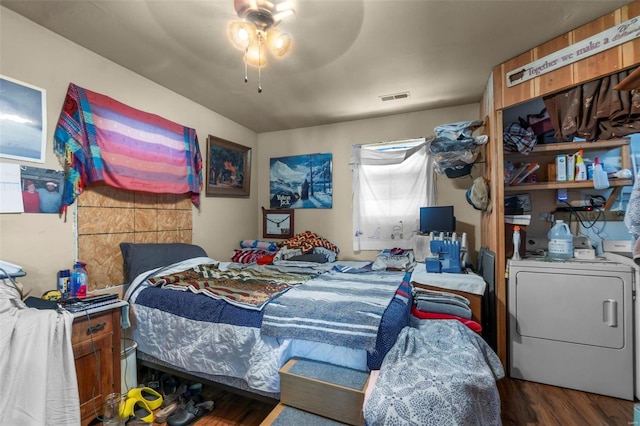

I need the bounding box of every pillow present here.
[120,243,208,282]
[240,240,279,251]
[286,253,329,263]
[231,249,272,264]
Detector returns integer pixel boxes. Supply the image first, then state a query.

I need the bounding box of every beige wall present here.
[1,7,483,298]
[257,104,483,262]
[0,8,258,297]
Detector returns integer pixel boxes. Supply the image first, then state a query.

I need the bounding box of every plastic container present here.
[71,262,88,298]
[57,269,71,299]
[593,157,610,190]
[512,226,521,260]
[547,220,574,260]
[574,151,587,181]
[121,338,138,393]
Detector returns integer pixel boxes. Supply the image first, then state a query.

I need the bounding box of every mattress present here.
[127,261,411,394]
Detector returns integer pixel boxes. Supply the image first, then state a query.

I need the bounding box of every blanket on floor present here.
[364,321,504,425]
[54,83,202,211]
[261,270,407,351]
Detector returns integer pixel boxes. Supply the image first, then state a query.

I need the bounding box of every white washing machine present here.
[508,254,635,400]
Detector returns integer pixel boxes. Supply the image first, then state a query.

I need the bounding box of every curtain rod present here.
[360,137,425,148]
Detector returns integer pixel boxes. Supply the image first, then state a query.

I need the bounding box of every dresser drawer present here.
[72,310,114,346]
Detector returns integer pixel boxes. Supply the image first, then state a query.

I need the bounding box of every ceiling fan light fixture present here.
[228,0,296,91]
[266,28,292,57]
[244,35,268,67]
[228,21,256,51]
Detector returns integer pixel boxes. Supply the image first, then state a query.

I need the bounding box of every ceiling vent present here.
[379,92,410,102]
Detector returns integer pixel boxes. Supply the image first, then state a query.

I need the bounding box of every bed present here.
[122,241,504,425]
[122,242,412,400]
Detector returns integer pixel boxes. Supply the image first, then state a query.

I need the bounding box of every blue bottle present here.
[71,262,88,298]
[57,269,71,299]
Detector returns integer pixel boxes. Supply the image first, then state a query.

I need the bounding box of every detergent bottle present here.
[593,157,610,190]
[574,150,587,181]
[547,220,573,260]
[512,226,521,260]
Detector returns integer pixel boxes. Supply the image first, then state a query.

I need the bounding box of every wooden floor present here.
[176,376,635,426]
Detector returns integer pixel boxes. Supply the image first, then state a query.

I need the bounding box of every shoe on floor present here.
[119,398,154,424]
[155,401,179,424]
[127,387,163,410]
[166,400,214,426]
[160,374,180,399]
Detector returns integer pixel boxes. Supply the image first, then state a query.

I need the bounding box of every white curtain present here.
[351,138,435,251]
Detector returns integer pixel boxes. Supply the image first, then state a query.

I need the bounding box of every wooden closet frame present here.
[480,0,640,367]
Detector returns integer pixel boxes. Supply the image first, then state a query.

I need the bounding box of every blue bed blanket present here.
[132,267,411,370]
[261,270,410,352]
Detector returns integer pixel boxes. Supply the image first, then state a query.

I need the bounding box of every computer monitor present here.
[419,205,456,234]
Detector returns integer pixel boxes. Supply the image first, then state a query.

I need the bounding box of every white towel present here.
[0,282,80,426]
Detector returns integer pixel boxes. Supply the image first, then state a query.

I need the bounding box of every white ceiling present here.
[1,0,631,133]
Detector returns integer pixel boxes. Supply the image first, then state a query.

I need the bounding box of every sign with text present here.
[506,16,640,87]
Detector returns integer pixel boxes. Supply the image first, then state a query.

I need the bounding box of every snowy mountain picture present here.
[270,153,332,209]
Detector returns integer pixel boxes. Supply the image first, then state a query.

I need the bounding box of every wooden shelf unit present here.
[504,138,632,195]
[485,0,640,370]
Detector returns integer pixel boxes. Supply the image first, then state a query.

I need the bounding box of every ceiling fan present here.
[227,0,296,92]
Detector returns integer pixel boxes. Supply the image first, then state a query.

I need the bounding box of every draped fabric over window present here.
[351,138,435,251]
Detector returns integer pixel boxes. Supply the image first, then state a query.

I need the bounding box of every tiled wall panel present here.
[78,184,193,291]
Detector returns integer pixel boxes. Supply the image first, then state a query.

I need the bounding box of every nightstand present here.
[71,302,127,425]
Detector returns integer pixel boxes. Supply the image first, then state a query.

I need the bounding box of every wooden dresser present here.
[71,303,124,425]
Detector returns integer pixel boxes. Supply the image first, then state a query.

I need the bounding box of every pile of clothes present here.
[411,287,482,333]
[430,119,488,178]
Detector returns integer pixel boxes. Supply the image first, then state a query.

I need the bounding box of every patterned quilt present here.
[147,264,311,310]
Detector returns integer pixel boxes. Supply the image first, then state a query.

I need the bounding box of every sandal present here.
[182,383,202,400]
[119,398,154,423]
[155,401,179,424]
[127,387,163,410]
[166,400,214,426]
[160,374,180,398]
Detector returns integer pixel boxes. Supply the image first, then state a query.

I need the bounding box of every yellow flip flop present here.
[119,396,155,423]
[127,386,163,410]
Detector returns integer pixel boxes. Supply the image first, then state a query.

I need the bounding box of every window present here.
[350,138,435,251]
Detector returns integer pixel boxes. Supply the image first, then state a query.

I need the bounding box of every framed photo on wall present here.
[0,75,47,163]
[206,135,251,197]
[269,153,333,209]
[262,208,294,239]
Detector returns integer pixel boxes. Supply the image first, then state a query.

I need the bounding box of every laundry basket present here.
[121,338,138,392]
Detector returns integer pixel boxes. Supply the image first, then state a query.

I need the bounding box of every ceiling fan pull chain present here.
[258,48,263,93]
[244,47,249,83]
[244,49,249,83]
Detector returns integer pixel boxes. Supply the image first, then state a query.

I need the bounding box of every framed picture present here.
[206,135,251,197]
[269,153,332,209]
[0,75,47,163]
[262,208,294,239]
[19,165,64,214]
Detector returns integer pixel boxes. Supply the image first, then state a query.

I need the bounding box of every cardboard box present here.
[547,163,557,181]
[556,155,567,182]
